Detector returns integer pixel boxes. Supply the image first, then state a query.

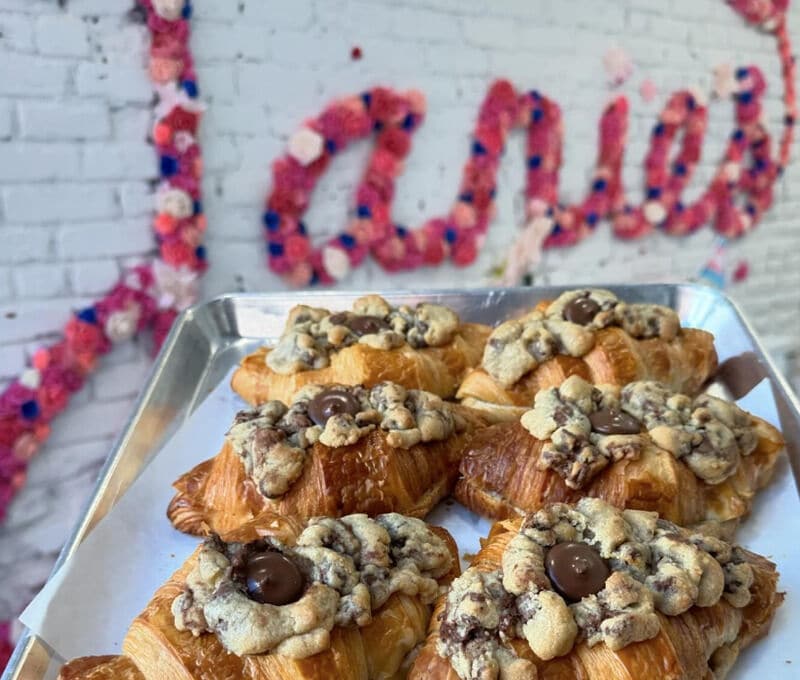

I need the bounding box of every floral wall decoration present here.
[0,0,795,667]
[263,0,795,286]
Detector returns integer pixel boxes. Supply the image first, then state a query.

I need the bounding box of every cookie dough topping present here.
[226,381,465,498]
[265,295,460,374]
[481,289,681,387]
[437,498,754,679]
[173,513,453,658]
[520,376,646,489]
[520,376,759,488]
[620,382,758,484]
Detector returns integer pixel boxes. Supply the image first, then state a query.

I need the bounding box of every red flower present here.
[379,128,411,157]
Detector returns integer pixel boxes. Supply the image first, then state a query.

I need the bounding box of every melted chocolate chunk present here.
[545,541,609,603]
[563,296,601,325]
[589,408,641,435]
[244,551,305,606]
[346,315,391,336]
[307,388,361,426]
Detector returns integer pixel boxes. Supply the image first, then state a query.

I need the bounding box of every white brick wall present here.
[1,0,799,620]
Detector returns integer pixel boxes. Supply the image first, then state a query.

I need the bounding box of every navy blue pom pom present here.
[181,1,192,19]
[373,120,384,131]
[647,186,662,199]
[340,233,356,249]
[527,155,541,169]
[325,139,337,154]
[263,211,280,231]
[193,199,203,215]
[471,140,487,156]
[592,178,607,192]
[160,155,178,177]
[732,128,745,141]
[551,223,563,235]
[195,245,206,260]
[77,307,97,324]
[673,162,687,176]
[737,91,753,104]
[529,90,541,101]
[489,186,497,199]
[444,228,458,243]
[361,92,372,108]
[310,271,320,286]
[459,192,473,203]
[298,221,307,235]
[356,204,371,218]
[268,242,284,256]
[21,400,40,420]
[401,113,415,130]
[735,67,749,80]
[182,80,199,98]
[531,108,543,123]
[395,225,408,237]
[746,203,757,215]
[653,122,665,136]
[586,212,599,226]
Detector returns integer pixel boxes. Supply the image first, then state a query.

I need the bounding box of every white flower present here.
[603,47,633,87]
[19,368,41,390]
[153,0,184,21]
[723,162,741,182]
[157,187,194,218]
[105,304,141,343]
[502,216,552,286]
[644,201,667,224]
[322,246,351,281]
[687,85,708,108]
[154,83,204,119]
[151,259,199,311]
[712,63,737,99]
[288,127,325,166]
[173,130,195,153]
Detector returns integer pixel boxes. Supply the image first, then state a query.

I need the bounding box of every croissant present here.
[168,381,486,536]
[59,511,461,680]
[456,377,784,527]
[456,289,717,421]
[410,499,783,680]
[231,295,490,405]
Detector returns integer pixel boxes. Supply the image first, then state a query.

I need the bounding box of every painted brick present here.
[0,226,51,264]
[46,395,135,447]
[58,219,155,259]
[0,266,11,300]
[75,62,152,103]
[69,258,120,295]
[65,0,142,15]
[12,262,68,298]
[0,100,13,139]
[191,21,269,61]
[81,141,155,180]
[238,0,313,27]
[18,100,111,140]
[3,183,118,222]
[92,359,150,400]
[0,12,35,51]
[0,54,68,96]
[0,142,81,182]
[0,341,26,380]
[195,64,238,102]
[119,181,153,216]
[35,13,89,56]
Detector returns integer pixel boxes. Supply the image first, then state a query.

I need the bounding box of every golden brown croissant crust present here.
[458,316,718,421]
[410,508,782,680]
[232,319,490,406]
[455,406,783,527]
[60,512,461,680]
[169,399,485,537]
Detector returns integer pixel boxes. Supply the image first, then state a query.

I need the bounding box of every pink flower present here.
[603,47,633,87]
[640,78,658,103]
[151,260,199,311]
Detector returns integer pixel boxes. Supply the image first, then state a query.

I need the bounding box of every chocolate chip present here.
[545,541,609,603]
[307,388,361,426]
[347,315,390,336]
[329,312,349,325]
[563,295,601,325]
[244,551,305,606]
[589,408,641,435]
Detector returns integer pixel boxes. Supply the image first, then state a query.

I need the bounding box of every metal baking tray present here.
[5,283,800,680]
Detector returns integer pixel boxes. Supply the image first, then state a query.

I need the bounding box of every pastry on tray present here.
[410,498,782,680]
[168,381,486,536]
[59,511,460,680]
[231,294,491,404]
[456,288,718,422]
[456,376,784,527]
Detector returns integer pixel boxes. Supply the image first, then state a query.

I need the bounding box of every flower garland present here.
[1,0,205,666]
[263,0,795,286]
